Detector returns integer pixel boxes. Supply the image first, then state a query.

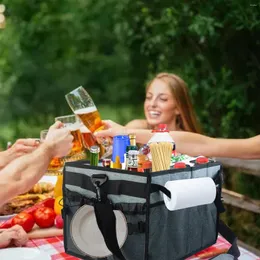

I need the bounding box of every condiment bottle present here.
[128,150,139,172]
[125,134,138,170]
[54,175,63,198]
[90,145,100,166]
[102,158,111,168]
[142,161,152,173]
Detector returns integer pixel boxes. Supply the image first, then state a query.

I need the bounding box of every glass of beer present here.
[65,86,111,158]
[40,130,64,175]
[80,123,105,158]
[55,114,86,162]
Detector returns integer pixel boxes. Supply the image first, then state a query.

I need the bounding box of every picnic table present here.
[25,235,259,260]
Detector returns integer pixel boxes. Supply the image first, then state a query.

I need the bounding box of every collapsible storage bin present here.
[63,160,240,260]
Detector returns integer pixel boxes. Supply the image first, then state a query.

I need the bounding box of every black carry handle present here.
[92,174,127,260]
[150,183,171,199]
[211,219,240,260]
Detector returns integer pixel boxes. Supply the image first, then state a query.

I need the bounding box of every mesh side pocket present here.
[148,203,218,260]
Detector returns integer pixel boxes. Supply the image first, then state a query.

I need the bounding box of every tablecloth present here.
[25,235,259,260]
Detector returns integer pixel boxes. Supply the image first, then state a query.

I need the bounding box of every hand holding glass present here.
[54,114,85,161]
[40,130,64,175]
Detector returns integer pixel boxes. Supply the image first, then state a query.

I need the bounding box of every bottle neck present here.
[130,137,136,146]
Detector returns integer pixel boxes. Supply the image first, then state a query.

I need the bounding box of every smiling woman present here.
[125,73,201,133]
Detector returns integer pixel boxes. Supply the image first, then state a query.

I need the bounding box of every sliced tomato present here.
[11,212,35,232]
[33,207,56,228]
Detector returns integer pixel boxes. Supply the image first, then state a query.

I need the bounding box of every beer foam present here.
[75,106,97,115]
[66,123,81,131]
[80,125,91,133]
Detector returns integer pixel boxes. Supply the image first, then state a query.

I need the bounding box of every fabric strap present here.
[212,219,240,260]
[92,174,126,260]
[94,200,126,260]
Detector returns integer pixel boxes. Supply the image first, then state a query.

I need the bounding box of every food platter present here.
[0,176,57,219]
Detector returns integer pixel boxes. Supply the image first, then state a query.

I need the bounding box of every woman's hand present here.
[94,120,127,139]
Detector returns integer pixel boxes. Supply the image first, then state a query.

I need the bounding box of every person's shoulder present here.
[125,119,148,129]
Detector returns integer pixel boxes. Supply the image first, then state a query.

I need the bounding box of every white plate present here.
[0,248,51,260]
[0,213,16,221]
[71,205,128,258]
[39,175,57,185]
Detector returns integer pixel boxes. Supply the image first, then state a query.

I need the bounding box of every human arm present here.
[0,139,40,170]
[125,119,148,129]
[0,122,73,207]
[94,120,260,159]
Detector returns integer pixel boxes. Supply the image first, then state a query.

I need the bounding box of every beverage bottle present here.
[125,134,138,170]
[54,175,63,198]
[90,145,100,166]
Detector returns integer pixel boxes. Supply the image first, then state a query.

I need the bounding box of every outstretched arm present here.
[94,120,260,159]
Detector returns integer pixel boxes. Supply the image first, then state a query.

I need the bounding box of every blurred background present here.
[0,0,259,250]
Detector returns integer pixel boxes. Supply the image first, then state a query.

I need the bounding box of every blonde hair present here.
[146,72,202,134]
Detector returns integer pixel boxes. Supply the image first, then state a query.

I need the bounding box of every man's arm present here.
[0,122,73,207]
[0,143,53,206]
[0,139,39,170]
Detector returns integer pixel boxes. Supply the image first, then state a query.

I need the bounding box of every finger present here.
[15,145,36,154]
[12,226,28,246]
[10,224,23,232]
[94,129,112,138]
[0,230,17,248]
[16,138,40,147]
[49,121,64,130]
[102,120,113,128]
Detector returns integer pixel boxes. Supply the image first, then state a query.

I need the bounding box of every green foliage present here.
[0,0,260,248]
[222,205,260,249]
[1,0,260,143]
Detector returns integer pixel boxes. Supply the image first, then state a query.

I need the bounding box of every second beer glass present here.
[65,86,111,158]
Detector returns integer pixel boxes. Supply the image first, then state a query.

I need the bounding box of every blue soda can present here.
[112,135,130,164]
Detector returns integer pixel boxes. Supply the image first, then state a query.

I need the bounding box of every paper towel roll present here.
[163,177,216,211]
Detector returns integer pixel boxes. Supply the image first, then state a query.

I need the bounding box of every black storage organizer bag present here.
[62,160,240,260]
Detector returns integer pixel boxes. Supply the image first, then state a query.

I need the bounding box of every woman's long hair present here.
[146,72,202,134]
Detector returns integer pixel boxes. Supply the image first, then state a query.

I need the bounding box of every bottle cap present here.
[173,162,186,169]
[90,145,100,154]
[152,124,169,133]
[196,156,209,164]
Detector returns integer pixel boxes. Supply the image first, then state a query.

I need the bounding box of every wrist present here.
[40,142,56,159]
[0,149,13,168]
